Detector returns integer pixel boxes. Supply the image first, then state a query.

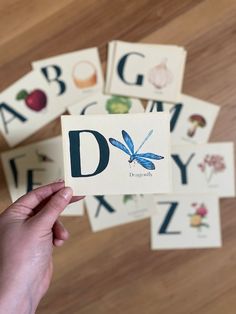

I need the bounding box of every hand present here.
[0,181,84,314]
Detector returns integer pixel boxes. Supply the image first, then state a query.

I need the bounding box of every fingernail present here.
[59,187,73,200]
[55,178,64,183]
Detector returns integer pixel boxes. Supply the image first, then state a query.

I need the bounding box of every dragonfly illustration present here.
[109,130,164,170]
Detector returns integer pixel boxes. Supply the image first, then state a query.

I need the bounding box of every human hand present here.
[0,181,84,314]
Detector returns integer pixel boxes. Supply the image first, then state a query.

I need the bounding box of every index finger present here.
[9,181,65,210]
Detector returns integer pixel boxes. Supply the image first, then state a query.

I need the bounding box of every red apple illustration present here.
[16,89,47,111]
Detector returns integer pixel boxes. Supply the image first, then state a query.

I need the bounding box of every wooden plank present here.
[0,0,236,313]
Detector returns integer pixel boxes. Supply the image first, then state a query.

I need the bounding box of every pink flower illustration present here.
[198,154,226,183]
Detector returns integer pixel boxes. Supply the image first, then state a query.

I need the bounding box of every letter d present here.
[69,130,110,177]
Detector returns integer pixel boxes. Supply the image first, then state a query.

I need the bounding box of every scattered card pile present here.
[1,40,235,250]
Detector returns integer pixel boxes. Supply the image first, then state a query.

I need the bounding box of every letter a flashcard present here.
[61,113,172,195]
[0,70,65,147]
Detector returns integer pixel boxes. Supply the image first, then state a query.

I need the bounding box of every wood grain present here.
[0,0,236,313]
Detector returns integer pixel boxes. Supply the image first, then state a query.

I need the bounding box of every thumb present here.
[31,187,73,228]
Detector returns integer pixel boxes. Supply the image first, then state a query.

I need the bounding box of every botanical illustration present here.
[106,96,132,114]
[123,194,144,204]
[198,154,226,183]
[36,150,54,162]
[187,114,206,137]
[109,130,164,170]
[189,203,209,230]
[16,89,47,111]
[72,61,97,88]
[148,59,173,89]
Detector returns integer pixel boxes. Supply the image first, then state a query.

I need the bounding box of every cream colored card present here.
[0,70,65,147]
[61,113,172,195]
[146,94,220,144]
[16,159,83,216]
[105,41,187,102]
[32,48,104,108]
[1,136,84,216]
[68,93,144,115]
[86,194,154,231]
[171,143,235,197]
[151,194,221,250]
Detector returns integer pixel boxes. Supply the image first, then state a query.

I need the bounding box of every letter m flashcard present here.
[61,113,171,195]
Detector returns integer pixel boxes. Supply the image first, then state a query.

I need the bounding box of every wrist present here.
[0,295,35,314]
[0,272,38,314]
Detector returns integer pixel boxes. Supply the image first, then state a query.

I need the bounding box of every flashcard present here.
[105,41,187,102]
[68,93,144,115]
[151,194,221,250]
[1,136,84,216]
[0,70,65,147]
[86,194,154,231]
[16,158,83,216]
[171,143,235,197]
[61,113,171,195]
[32,48,104,108]
[146,94,220,144]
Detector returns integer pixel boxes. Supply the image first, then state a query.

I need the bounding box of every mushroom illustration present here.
[187,114,206,137]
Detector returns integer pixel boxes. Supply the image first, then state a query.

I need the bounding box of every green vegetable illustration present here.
[106,96,132,114]
[123,194,144,204]
[123,195,134,204]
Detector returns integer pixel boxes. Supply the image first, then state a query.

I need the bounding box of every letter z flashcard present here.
[151,194,222,250]
[61,113,172,195]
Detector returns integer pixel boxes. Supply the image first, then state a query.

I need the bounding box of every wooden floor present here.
[0,0,236,313]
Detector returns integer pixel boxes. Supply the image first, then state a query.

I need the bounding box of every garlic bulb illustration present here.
[148,59,173,89]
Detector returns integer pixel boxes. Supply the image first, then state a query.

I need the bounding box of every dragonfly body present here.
[109,130,164,170]
[129,156,135,163]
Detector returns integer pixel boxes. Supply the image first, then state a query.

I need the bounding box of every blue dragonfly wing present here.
[122,130,134,154]
[134,156,155,170]
[109,138,131,156]
[135,153,164,160]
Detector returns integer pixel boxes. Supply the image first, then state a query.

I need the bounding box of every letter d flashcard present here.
[61,113,171,195]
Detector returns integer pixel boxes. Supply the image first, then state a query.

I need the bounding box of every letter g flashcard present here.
[105,41,186,103]
[61,113,171,195]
